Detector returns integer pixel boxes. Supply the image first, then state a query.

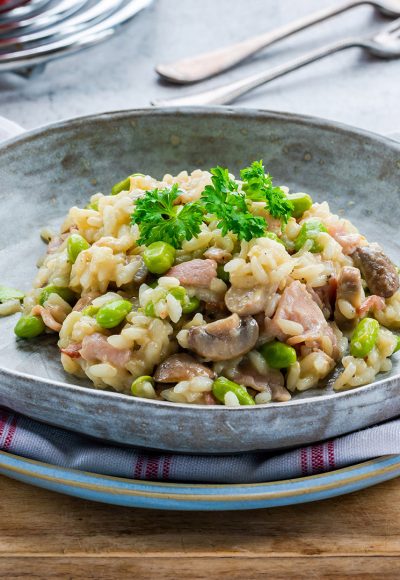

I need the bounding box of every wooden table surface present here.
[1,474,399,579]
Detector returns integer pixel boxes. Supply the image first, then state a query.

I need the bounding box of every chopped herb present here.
[131,184,203,249]
[200,166,266,241]
[241,160,294,224]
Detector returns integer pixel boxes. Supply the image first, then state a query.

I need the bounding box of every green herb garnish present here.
[130,162,294,249]
[131,184,203,249]
[241,160,294,224]
[201,166,266,241]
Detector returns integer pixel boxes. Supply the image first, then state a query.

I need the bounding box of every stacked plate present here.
[0,0,152,74]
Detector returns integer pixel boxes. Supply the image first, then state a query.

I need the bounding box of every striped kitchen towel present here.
[0,407,399,483]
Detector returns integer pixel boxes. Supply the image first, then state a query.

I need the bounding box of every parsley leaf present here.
[200,166,266,241]
[241,160,293,224]
[131,184,203,249]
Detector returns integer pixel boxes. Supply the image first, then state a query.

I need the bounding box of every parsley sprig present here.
[241,160,293,224]
[131,183,203,249]
[201,167,266,241]
[131,162,292,249]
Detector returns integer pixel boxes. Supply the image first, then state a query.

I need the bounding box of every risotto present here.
[6,161,400,406]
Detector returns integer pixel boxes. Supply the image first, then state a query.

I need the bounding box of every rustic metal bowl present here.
[0,107,399,453]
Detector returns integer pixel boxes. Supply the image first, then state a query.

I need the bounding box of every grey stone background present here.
[0,0,399,134]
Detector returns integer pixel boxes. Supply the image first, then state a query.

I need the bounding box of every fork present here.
[155,0,400,84]
[152,18,400,107]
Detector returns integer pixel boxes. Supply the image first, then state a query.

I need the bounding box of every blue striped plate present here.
[0,450,399,510]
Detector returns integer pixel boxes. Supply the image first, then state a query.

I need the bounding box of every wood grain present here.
[0,474,399,578]
[1,557,400,580]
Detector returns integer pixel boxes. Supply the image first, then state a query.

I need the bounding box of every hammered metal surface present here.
[0,107,399,453]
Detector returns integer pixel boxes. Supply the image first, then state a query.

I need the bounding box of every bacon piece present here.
[270,281,339,359]
[327,224,364,255]
[80,333,131,368]
[72,292,100,312]
[358,295,385,317]
[230,360,290,402]
[31,305,62,332]
[60,343,82,359]
[334,267,364,328]
[166,259,217,288]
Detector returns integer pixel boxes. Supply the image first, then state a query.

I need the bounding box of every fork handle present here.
[155,0,365,84]
[152,37,366,107]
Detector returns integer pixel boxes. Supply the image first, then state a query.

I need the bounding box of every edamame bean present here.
[212,377,255,406]
[96,299,132,329]
[217,264,230,283]
[169,287,186,301]
[350,317,380,358]
[259,340,297,369]
[0,285,24,303]
[39,285,75,306]
[182,296,200,314]
[111,177,130,196]
[265,231,285,245]
[67,234,90,264]
[144,302,156,317]
[286,192,313,218]
[169,287,200,314]
[14,315,45,339]
[294,219,327,253]
[131,376,157,399]
[85,200,99,211]
[82,305,99,317]
[111,173,144,195]
[143,241,176,275]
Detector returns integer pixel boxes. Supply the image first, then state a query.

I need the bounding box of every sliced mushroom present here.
[154,353,215,383]
[225,285,273,316]
[352,244,399,298]
[337,268,362,302]
[187,313,259,361]
[334,266,364,327]
[131,256,148,285]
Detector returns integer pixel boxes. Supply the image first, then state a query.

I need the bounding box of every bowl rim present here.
[1,105,399,414]
[1,105,400,151]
